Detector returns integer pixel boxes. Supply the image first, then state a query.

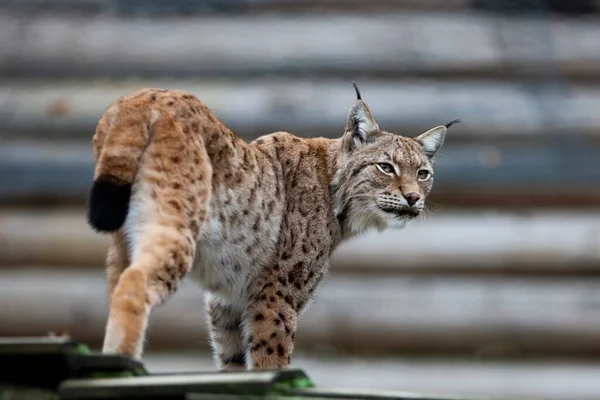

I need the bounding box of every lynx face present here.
[333,84,457,234]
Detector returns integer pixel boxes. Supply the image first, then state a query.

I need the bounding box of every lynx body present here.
[87,85,456,370]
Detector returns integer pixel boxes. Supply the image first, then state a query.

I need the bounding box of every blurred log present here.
[2,268,600,357]
[0,0,472,14]
[2,138,600,207]
[1,208,599,275]
[1,13,600,79]
[2,79,600,140]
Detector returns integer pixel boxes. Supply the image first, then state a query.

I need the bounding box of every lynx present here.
[87,83,458,370]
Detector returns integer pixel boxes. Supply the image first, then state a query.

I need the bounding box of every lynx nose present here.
[404,192,421,206]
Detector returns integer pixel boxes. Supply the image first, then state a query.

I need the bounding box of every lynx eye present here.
[417,169,432,181]
[376,163,395,175]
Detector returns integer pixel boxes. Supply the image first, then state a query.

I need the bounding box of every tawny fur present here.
[88,86,454,370]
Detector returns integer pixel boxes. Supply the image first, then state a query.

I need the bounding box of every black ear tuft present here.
[87,174,132,233]
[445,119,461,129]
[351,81,362,101]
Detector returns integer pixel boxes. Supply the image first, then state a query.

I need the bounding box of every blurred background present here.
[1,0,600,399]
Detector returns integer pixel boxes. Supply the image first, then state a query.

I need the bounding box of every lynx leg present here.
[105,230,129,304]
[102,123,212,360]
[205,294,246,371]
[102,227,198,359]
[245,281,297,370]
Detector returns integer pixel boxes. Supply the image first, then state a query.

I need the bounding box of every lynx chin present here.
[87,83,458,370]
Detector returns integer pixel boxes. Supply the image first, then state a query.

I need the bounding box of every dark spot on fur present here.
[284,295,294,307]
[223,353,245,366]
[267,347,273,355]
[169,200,181,211]
[255,313,264,321]
[285,326,291,335]
[277,344,284,356]
[278,277,287,286]
[278,312,286,322]
[274,318,281,326]
[276,290,283,297]
[270,332,277,338]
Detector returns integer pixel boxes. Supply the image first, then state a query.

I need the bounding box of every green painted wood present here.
[59,369,312,399]
[0,337,146,391]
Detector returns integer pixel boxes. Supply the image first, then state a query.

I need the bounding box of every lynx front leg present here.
[245,281,298,370]
[205,295,246,371]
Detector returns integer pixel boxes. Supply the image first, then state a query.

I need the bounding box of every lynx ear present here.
[416,126,446,158]
[416,119,459,158]
[343,82,380,151]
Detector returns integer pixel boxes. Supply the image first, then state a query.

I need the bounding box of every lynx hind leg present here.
[102,117,212,360]
[206,295,247,371]
[105,231,129,303]
[245,279,298,370]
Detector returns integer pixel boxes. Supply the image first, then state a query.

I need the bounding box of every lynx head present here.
[333,82,459,235]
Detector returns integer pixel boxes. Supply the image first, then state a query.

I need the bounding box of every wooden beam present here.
[2,138,600,206]
[1,209,599,275]
[0,0,472,14]
[3,268,600,357]
[1,13,600,79]
[2,79,599,140]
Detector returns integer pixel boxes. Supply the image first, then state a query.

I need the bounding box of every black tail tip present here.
[87,175,132,233]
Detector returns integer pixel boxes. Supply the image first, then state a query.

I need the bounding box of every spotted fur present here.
[88,85,456,370]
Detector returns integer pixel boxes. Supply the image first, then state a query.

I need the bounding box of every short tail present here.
[87,106,150,233]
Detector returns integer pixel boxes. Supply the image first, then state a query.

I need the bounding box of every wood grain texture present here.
[2,138,600,205]
[1,209,599,273]
[3,268,600,357]
[1,12,599,78]
[3,79,600,140]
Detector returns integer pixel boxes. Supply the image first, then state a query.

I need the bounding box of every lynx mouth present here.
[379,207,420,218]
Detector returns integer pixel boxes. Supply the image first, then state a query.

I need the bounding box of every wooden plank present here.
[1,13,600,79]
[0,0,472,14]
[2,268,600,357]
[1,209,600,273]
[2,79,600,140]
[144,352,600,400]
[2,138,600,206]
